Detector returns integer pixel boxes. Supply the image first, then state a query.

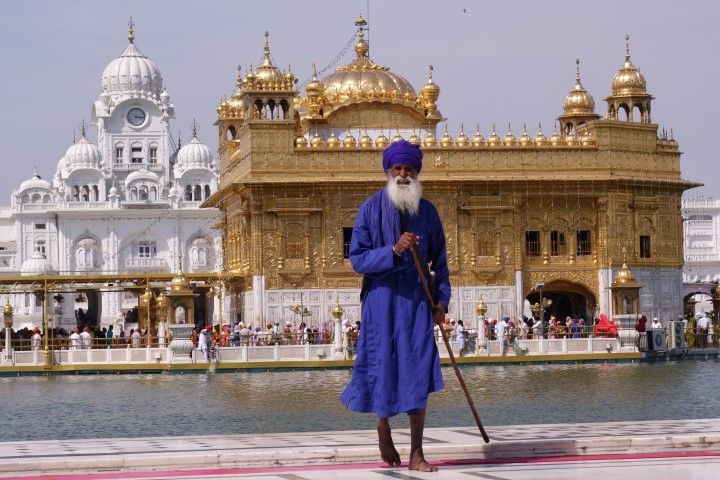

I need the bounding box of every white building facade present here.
[682,198,720,283]
[0,25,222,330]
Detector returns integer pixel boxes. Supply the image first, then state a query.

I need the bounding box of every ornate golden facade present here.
[206,21,696,326]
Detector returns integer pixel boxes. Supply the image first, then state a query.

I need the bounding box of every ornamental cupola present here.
[605,35,654,123]
[558,59,600,136]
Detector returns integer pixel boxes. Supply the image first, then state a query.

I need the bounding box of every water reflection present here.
[3,361,717,442]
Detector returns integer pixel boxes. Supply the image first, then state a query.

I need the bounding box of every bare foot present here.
[408,448,438,472]
[377,425,401,467]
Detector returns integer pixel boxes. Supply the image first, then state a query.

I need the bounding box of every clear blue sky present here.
[0,0,717,198]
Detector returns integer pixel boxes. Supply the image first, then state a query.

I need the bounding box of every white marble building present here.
[682,198,720,283]
[0,24,222,329]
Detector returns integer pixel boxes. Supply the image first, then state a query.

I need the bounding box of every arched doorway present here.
[526,280,596,321]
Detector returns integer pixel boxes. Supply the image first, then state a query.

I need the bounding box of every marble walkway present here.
[2,419,720,478]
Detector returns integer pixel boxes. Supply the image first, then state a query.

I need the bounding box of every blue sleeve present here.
[429,203,451,310]
[349,202,404,276]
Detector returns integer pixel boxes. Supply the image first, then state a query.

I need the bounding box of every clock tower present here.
[91,19,175,201]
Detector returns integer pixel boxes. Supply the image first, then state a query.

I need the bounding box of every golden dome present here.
[3,300,12,316]
[418,65,441,118]
[611,36,647,96]
[295,135,308,148]
[156,293,167,308]
[472,125,486,147]
[549,126,562,146]
[580,133,594,146]
[391,130,403,143]
[487,124,501,147]
[343,133,358,148]
[563,59,596,114]
[423,131,437,147]
[612,262,641,288]
[519,124,533,146]
[503,125,517,146]
[310,132,326,148]
[327,132,340,148]
[375,131,389,149]
[456,125,469,147]
[535,125,549,146]
[253,32,285,88]
[306,64,324,96]
[359,130,373,148]
[170,272,191,293]
[408,131,421,145]
[440,126,453,147]
[565,132,579,146]
[318,16,417,106]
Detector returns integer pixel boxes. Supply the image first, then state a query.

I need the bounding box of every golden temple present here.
[205,19,697,326]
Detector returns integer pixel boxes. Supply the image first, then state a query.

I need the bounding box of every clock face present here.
[127,107,146,126]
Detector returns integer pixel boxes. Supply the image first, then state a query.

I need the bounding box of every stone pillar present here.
[3,301,12,365]
[252,275,265,326]
[331,303,344,360]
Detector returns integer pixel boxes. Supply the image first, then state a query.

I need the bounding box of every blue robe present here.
[339,189,451,418]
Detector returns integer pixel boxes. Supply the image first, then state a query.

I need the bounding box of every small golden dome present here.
[580,133,594,146]
[306,64,324,95]
[519,124,533,146]
[440,126,453,147]
[611,36,647,96]
[343,133,358,148]
[391,130,404,143]
[487,124,501,147]
[284,64,295,85]
[563,59,596,114]
[535,124,549,146]
[549,126,562,146]
[375,131,389,149]
[170,272,192,293]
[472,125,486,147]
[612,262,641,288]
[156,293,167,308]
[456,125,469,147]
[423,131,437,147]
[408,131,421,145]
[253,32,285,88]
[503,125,517,146]
[3,300,13,316]
[310,132,326,148]
[327,132,340,148]
[565,132,579,146]
[295,135,308,148]
[359,130,373,148]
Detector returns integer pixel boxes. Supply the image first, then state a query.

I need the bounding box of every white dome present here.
[176,134,213,169]
[101,41,163,95]
[20,250,55,276]
[126,168,159,184]
[63,134,101,169]
[19,171,51,192]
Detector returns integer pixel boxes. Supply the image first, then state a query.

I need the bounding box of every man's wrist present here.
[392,245,401,256]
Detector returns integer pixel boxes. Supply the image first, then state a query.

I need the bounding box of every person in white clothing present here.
[651,317,662,330]
[198,325,210,361]
[455,319,466,356]
[532,317,543,339]
[697,313,712,348]
[495,316,508,354]
[30,328,42,351]
[79,327,92,349]
[130,328,141,347]
[69,328,81,350]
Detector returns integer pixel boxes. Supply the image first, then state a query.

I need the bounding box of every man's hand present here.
[393,232,420,255]
[432,304,446,326]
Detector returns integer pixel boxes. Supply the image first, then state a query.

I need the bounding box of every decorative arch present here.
[73,232,102,271]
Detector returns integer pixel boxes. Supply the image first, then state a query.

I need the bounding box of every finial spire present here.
[79,120,86,138]
[262,31,272,66]
[128,17,135,43]
[191,119,198,138]
[575,58,581,84]
[428,64,434,81]
[311,62,318,79]
[625,34,631,62]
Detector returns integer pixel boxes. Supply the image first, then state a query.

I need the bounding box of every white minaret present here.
[91,18,175,200]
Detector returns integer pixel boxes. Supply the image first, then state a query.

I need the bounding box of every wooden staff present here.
[409,245,490,443]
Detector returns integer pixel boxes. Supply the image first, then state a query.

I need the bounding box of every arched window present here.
[91,185,99,201]
[139,186,148,201]
[81,185,90,201]
[150,186,157,201]
[185,185,192,201]
[31,193,41,203]
[72,186,80,201]
[204,185,211,199]
[43,194,51,203]
[130,188,138,201]
[22,194,30,203]
[280,99,289,119]
[193,185,201,201]
[267,99,276,119]
[226,125,236,141]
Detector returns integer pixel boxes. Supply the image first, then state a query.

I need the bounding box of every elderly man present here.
[339,140,450,472]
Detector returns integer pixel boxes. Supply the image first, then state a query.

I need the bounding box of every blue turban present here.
[382,140,423,174]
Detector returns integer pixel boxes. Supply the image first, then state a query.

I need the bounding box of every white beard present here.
[386,174,422,215]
